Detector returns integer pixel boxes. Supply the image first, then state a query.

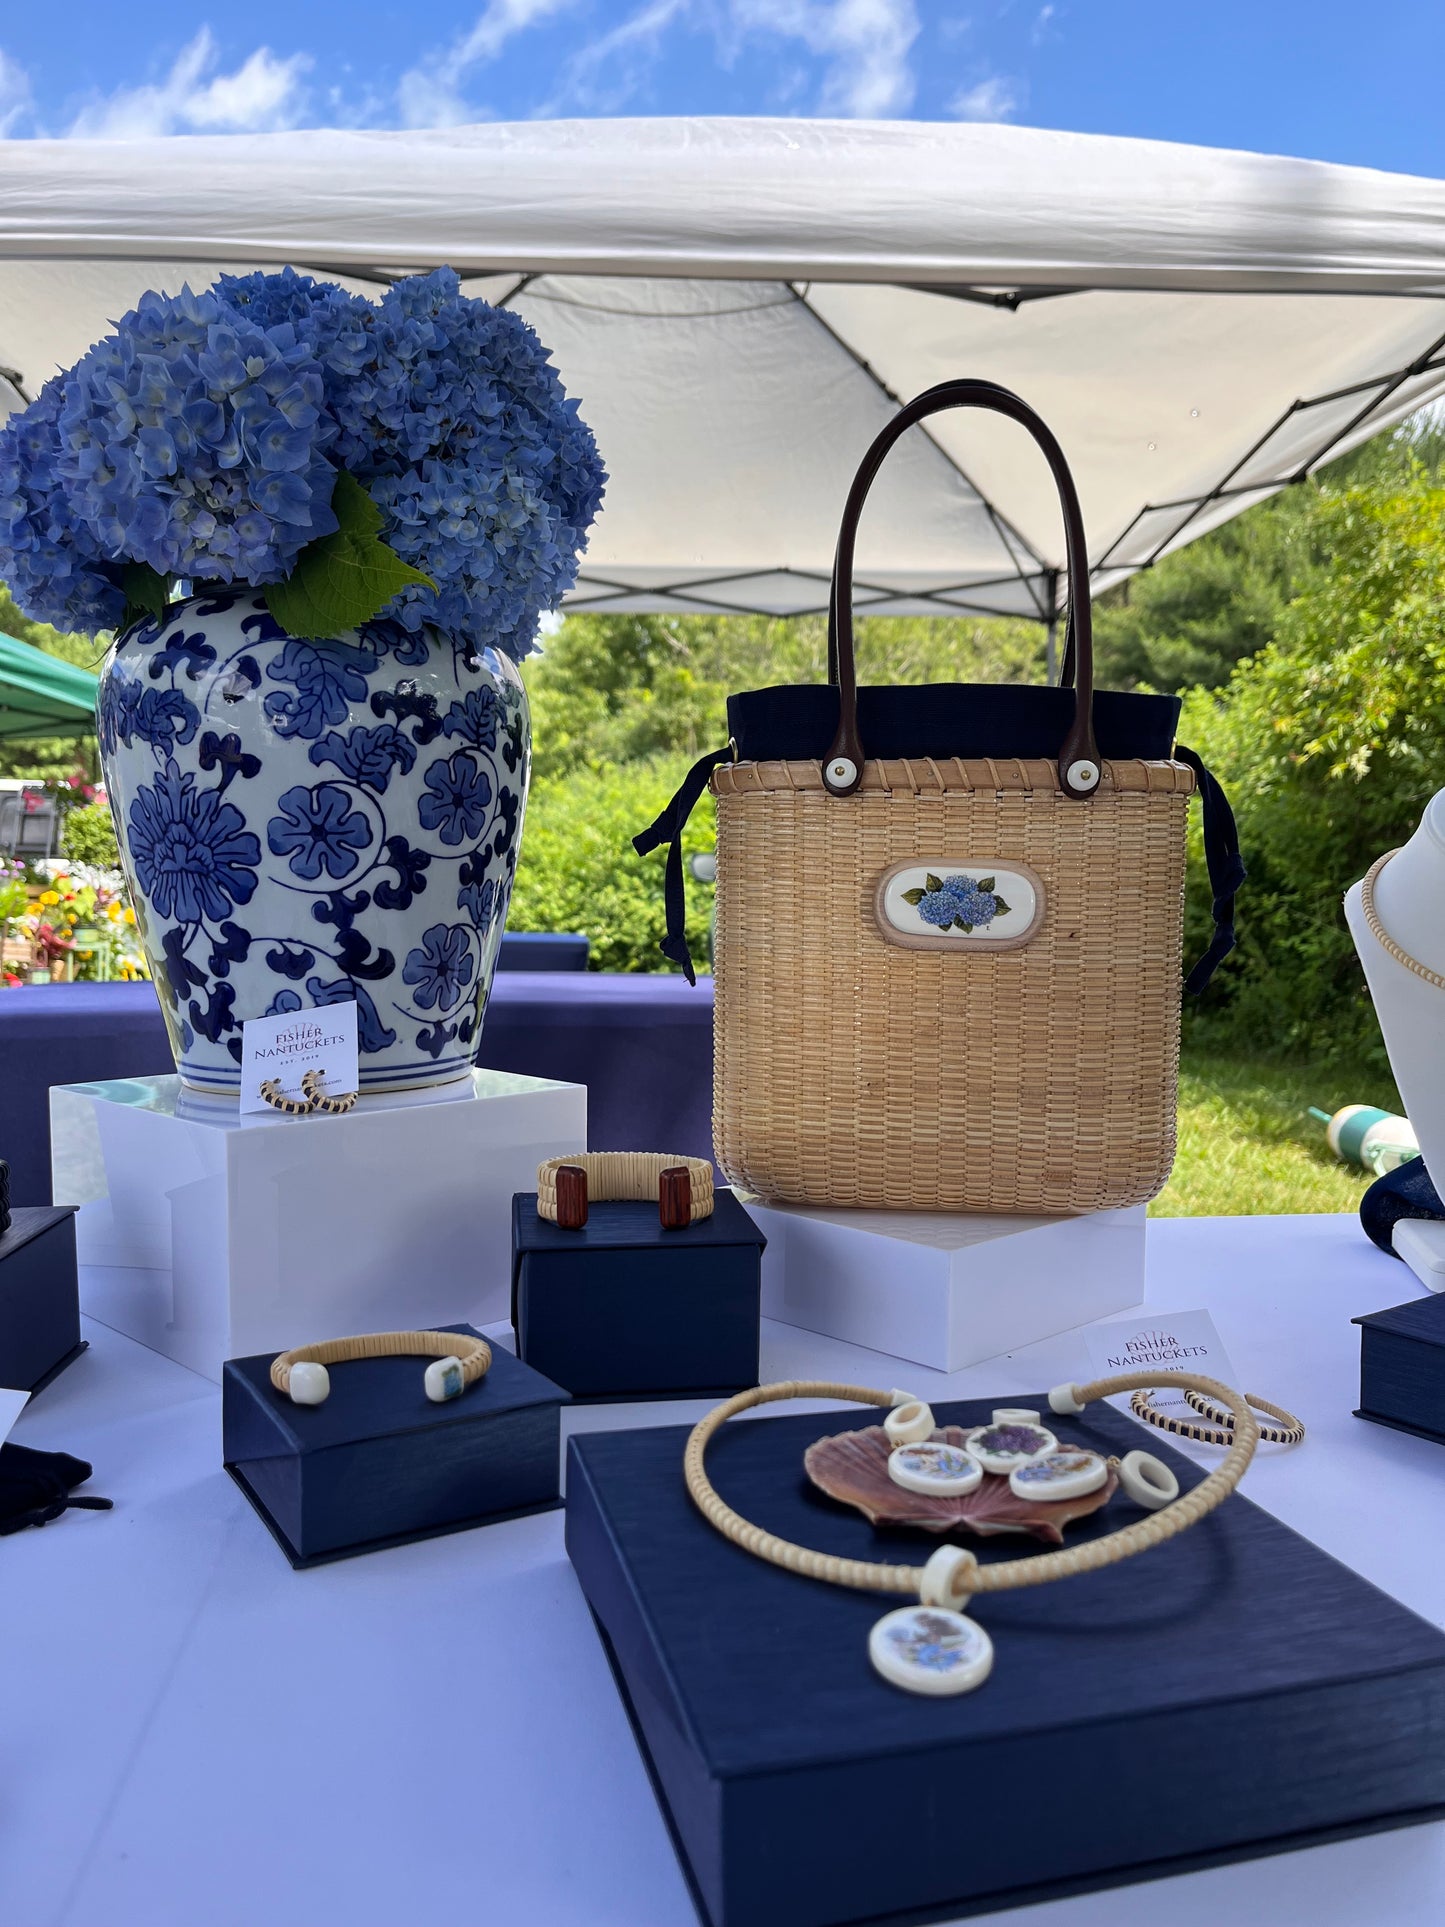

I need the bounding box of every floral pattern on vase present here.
[98,590,530,1093]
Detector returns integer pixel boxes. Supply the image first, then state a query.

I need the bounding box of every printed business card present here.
[1084,1310,1239,1412]
[239,999,359,1115]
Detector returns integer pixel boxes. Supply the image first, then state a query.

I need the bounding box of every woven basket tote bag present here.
[636,380,1244,1215]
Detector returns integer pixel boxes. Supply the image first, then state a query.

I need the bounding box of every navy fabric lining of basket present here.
[634,681,1244,992]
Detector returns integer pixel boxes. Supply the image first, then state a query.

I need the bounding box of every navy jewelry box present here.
[1355,1292,1445,1445]
[511,1190,764,1401]
[567,1393,1445,1927]
[223,1323,569,1568]
[0,1205,84,1395]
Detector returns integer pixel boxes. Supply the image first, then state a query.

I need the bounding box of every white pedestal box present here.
[747,1197,1147,1373]
[51,1071,586,1382]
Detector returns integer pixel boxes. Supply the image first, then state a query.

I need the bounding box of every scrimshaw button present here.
[825,756,858,790]
[1008,1447,1108,1502]
[869,1606,994,1696]
[964,1419,1058,1475]
[1066,758,1100,792]
[887,1441,984,1496]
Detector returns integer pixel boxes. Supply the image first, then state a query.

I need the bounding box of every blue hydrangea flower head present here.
[0,375,126,631]
[0,268,605,656]
[917,889,959,927]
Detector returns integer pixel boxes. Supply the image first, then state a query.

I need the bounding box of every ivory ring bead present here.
[888,1443,984,1496]
[1118,1449,1179,1510]
[992,1408,1041,1425]
[287,1361,330,1405]
[884,1399,936,1447]
[1048,1382,1086,1415]
[869,1606,993,1696]
[918,1543,979,1609]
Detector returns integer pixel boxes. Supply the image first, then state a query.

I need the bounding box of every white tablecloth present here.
[5,1214,1444,1927]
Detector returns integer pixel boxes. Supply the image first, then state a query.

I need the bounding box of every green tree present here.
[1179,468,1445,1067]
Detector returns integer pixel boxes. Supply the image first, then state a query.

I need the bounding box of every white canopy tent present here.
[3,117,1445,633]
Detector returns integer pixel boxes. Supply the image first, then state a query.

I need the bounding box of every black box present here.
[567,1393,1445,1927]
[0,1205,83,1395]
[511,1190,764,1400]
[223,1324,569,1568]
[1355,1293,1445,1445]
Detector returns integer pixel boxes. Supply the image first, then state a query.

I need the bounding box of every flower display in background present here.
[0,266,606,659]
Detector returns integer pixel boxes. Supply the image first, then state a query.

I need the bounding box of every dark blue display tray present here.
[512,1190,763,1400]
[0,1205,82,1396]
[224,1323,569,1568]
[567,1394,1445,1927]
[1355,1293,1445,1448]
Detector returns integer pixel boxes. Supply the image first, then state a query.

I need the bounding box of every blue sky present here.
[1,2,1440,176]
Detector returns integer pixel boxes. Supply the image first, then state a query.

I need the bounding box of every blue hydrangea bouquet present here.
[0,269,606,1094]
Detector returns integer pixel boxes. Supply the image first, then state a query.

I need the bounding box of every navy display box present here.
[512,1190,764,1401]
[1356,1292,1445,1446]
[224,1323,569,1568]
[567,1394,1445,1927]
[0,1206,83,1396]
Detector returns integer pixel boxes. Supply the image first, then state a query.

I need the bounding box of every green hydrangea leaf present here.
[992,896,1012,917]
[957,921,975,933]
[976,875,995,891]
[901,887,926,905]
[924,873,944,893]
[265,470,435,640]
[121,561,171,627]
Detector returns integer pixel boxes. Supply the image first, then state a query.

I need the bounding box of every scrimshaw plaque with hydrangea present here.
[100,591,529,1093]
[874,860,1045,952]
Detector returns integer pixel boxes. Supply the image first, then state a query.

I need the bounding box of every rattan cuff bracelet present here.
[271,1330,492,1406]
[537,1152,715,1230]
[685,1372,1267,1695]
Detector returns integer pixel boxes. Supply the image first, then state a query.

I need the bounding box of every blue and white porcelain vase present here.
[98,589,530,1095]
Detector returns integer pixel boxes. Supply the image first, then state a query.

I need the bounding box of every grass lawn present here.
[1151,1049,1407,1218]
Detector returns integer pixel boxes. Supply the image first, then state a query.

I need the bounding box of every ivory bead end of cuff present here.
[424,1356,466,1403]
[1048,1383,1086,1415]
[288,1361,330,1405]
[992,1408,1041,1425]
[884,1400,936,1447]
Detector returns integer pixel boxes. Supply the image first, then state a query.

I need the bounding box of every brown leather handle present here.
[824,379,1100,800]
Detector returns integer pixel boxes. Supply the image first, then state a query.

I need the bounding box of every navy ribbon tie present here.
[633,747,731,985]
[1175,744,1246,995]
[636,742,1244,996]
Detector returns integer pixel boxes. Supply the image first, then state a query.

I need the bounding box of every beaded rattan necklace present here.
[685,1371,1266,1695]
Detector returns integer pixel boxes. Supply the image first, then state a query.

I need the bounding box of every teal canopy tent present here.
[0,631,100,739]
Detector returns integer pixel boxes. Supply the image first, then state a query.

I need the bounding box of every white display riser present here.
[51,1071,586,1383]
[746,1196,1146,1373]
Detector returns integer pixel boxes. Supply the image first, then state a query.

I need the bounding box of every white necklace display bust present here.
[1345,787,1445,1289]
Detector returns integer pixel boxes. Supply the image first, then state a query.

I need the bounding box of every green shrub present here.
[1179,474,1445,1071]
[61,800,120,869]
[508,751,716,974]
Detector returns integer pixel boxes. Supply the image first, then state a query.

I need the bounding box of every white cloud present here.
[540,0,688,117]
[0,48,34,137]
[67,29,311,138]
[1031,4,1056,45]
[398,0,580,127]
[950,73,1020,121]
[729,0,920,118]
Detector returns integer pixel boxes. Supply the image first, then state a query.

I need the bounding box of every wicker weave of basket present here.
[711,754,1194,1214]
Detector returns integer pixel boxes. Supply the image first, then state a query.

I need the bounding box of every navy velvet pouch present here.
[1360,1156,1445,1256]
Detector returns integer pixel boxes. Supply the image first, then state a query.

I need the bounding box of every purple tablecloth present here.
[0,973,714,1206]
